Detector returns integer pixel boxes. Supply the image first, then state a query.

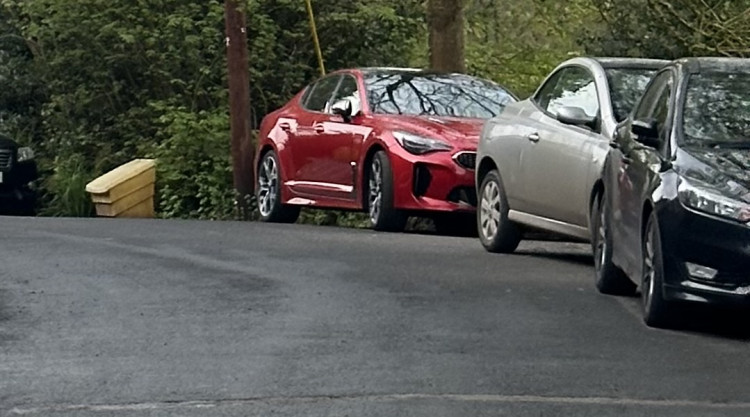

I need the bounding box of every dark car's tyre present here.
[256,151,300,223]
[592,192,636,295]
[367,151,406,232]
[641,212,677,328]
[477,170,521,253]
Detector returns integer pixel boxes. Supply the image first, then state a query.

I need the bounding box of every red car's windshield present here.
[363,72,516,119]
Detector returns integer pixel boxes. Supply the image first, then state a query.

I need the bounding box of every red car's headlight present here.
[393,131,453,155]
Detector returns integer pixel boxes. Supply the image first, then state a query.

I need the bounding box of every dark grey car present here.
[476,57,667,253]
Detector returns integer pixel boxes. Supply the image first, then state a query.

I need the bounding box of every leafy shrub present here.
[150,105,236,220]
[40,154,94,217]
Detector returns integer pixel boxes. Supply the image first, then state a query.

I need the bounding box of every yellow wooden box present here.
[85,159,156,218]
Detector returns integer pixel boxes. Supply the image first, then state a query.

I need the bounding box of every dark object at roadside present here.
[0,134,38,216]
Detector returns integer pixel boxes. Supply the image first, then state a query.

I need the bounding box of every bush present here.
[150,105,236,220]
[40,154,94,217]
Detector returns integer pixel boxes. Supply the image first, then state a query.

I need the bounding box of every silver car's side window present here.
[534,66,599,119]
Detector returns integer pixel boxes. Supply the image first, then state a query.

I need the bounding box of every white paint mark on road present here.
[10,393,750,415]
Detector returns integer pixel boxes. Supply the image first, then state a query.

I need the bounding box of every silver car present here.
[475,57,667,255]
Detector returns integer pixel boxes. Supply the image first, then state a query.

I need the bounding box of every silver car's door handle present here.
[527,132,540,143]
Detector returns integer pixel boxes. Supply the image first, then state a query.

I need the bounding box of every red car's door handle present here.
[314,124,325,134]
[527,132,540,143]
[279,122,291,131]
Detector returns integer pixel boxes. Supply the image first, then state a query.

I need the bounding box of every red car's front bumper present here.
[388,145,476,214]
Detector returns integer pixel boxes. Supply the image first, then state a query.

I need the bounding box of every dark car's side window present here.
[304,75,342,113]
[633,71,673,141]
[534,66,599,118]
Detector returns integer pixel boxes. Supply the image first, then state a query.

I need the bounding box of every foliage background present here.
[0,0,747,222]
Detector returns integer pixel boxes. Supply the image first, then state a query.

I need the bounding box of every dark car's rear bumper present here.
[658,200,750,305]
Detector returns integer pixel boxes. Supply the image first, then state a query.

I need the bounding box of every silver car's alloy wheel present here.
[480,180,501,241]
[642,224,657,313]
[369,158,382,223]
[258,155,278,217]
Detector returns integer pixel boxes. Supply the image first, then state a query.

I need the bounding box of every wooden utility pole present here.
[427,0,466,73]
[304,0,326,76]
[224,0,253,219]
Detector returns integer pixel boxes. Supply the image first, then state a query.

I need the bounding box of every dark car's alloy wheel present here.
[367,151,406,232]
[256,151,300,223]
[641,212,676,328]
[592,192,636,295]
[477,170,520,253]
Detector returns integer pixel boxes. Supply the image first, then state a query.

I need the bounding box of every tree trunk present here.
[224,0,253,219]
[427,0,465,73]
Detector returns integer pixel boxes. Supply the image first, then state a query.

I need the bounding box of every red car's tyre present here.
[366,151,406,232]
[256,151,300,223]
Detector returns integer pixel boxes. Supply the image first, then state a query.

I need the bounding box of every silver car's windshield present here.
[364,72,516,119]
[682,72,750,148]
[606,68,658,122]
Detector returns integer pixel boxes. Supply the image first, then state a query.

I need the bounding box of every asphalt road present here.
[2,217,750,417]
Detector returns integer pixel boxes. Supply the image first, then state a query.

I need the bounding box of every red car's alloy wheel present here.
[258,154,279,218]
[256,151,300,223]
[368,157,382,224]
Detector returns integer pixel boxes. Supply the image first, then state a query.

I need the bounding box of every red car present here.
[254,68,516,232]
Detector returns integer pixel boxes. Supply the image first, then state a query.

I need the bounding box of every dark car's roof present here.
[593,57,670,70]
[674,57,750,73]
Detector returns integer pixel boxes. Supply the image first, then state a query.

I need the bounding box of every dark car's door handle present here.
[527,132,540,143]
[279,122,291,131]
[314,124,325,134]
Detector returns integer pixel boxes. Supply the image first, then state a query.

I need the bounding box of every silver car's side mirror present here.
[556,106,596,127]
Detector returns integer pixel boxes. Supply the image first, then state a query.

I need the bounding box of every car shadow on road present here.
[514,250,594,267]
[668,305,750,341]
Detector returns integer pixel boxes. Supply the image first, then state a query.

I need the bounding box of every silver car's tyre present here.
[367,151,406,232]
[256,151,300,223]
[592,192,636,295]
[641,212,678,328]
[477,170,521,253]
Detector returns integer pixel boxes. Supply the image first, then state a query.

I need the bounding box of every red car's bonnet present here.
[375,114,485,148]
